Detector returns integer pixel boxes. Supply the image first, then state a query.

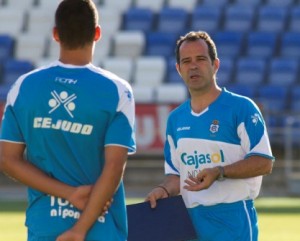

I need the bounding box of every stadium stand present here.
[280,31,300,58]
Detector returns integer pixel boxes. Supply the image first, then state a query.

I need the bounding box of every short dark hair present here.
[55,0,98,49]
[175,31,218,64]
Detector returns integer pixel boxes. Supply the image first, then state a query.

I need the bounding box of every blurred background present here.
[0,0,300,198]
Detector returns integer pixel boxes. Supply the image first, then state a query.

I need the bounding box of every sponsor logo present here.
[251,113,261,126]
[55,77,78,84]
[50,196,105,223]
[49,90,77,118]
[177,126,191,131]
[181,149,225,169]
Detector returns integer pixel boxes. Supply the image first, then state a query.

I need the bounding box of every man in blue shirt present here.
[0,1,136,241]
[146,31,274,241]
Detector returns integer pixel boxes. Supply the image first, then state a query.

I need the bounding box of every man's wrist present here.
[156,185,170,197]
[216,166,226,181]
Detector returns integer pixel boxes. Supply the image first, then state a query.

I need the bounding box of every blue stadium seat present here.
[245,31,278,59]
[234,0,261,7]
[2,59,35,86]
[190,6,222,33]
[217,57,234,87]
[226,84,256,99]
[213,31,244,58]
[267,58,299,87]
[156,7,189,35]
[235,57,267,87]
[257,84,288,113]
[166,57,182,84]
[257,6,288,33]
[0,34,14,63]
[223,5,255,32]
[264,0,294,7]
[289,6,300,32]
[202,0,230,7]
[280,32,300,58]
[145,31,177,58]
[123,7,154,32]
[290,85,300,112]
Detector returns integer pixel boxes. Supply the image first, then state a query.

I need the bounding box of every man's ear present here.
[52,27,59,42]
[94,25,101,41]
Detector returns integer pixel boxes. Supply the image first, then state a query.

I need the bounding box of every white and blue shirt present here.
[164,88,274,208]
[0,61,136,240]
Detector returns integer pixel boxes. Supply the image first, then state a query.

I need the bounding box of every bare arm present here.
[145,174,180,208]
[184,155,273,191]
[0,141,90,209]
[56,145,128,241]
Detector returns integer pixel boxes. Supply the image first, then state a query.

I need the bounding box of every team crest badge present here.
[210,120,219,134]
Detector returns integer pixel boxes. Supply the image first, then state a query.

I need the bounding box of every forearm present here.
[1,155,75,199]
[71,160,125,235]
[223,156,273,179]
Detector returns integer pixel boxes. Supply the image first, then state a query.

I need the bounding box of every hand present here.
[100,198,113,217]
[68,185,93,210]
[56,228,85,241]
[184,168,219,191]
[145,186,169,209]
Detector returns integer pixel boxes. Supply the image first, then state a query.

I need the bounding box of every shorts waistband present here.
[193,200,254,212]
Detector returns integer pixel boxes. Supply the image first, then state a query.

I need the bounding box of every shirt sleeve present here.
[104,85,136,154]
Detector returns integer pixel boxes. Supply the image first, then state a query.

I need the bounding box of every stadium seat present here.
[289,6,300,32]
[97,7,122,37]
[290,85,300,112]
[93,35,113,63]
[226,84,256,99]
[0,8,26,37]
[223,5,255,32]
[190,6,222,33]
[167,0,198,11]
[235,57,266,87]
[234,0,262,7]
[0,34,14,63]
[25,8,53,35]
[134,0,165,12]
[4,0,35,10]
[257,84,288,113]
[267,58,299,87]
[217,57,234,87]
[14,33,47,65]
[156,7,189,35]
[202,0,230,7]
[37,0,63,10]
[213,31,244,58]
[257,6,288,33]
[132,85,155,103]
[166,57,182,84]
[156,84,188,104]
[123,7,154,33]
[145,31,177,58]
[245,31,278,59]
[279,32,300,58]
[44,36,60,62]
[133,56,166,87]
[112,31,145,58]
[100,0,133,12]
[2,59,35,86]
[102,57,134,83]
[264,0,294,7]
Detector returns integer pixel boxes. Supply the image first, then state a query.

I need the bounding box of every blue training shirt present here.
[0,61,136,240]
[164,88,274,208]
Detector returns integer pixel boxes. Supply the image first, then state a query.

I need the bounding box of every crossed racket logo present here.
[48,90,77,118]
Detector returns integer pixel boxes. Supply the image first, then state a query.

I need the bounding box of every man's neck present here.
[59,46,93,66]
